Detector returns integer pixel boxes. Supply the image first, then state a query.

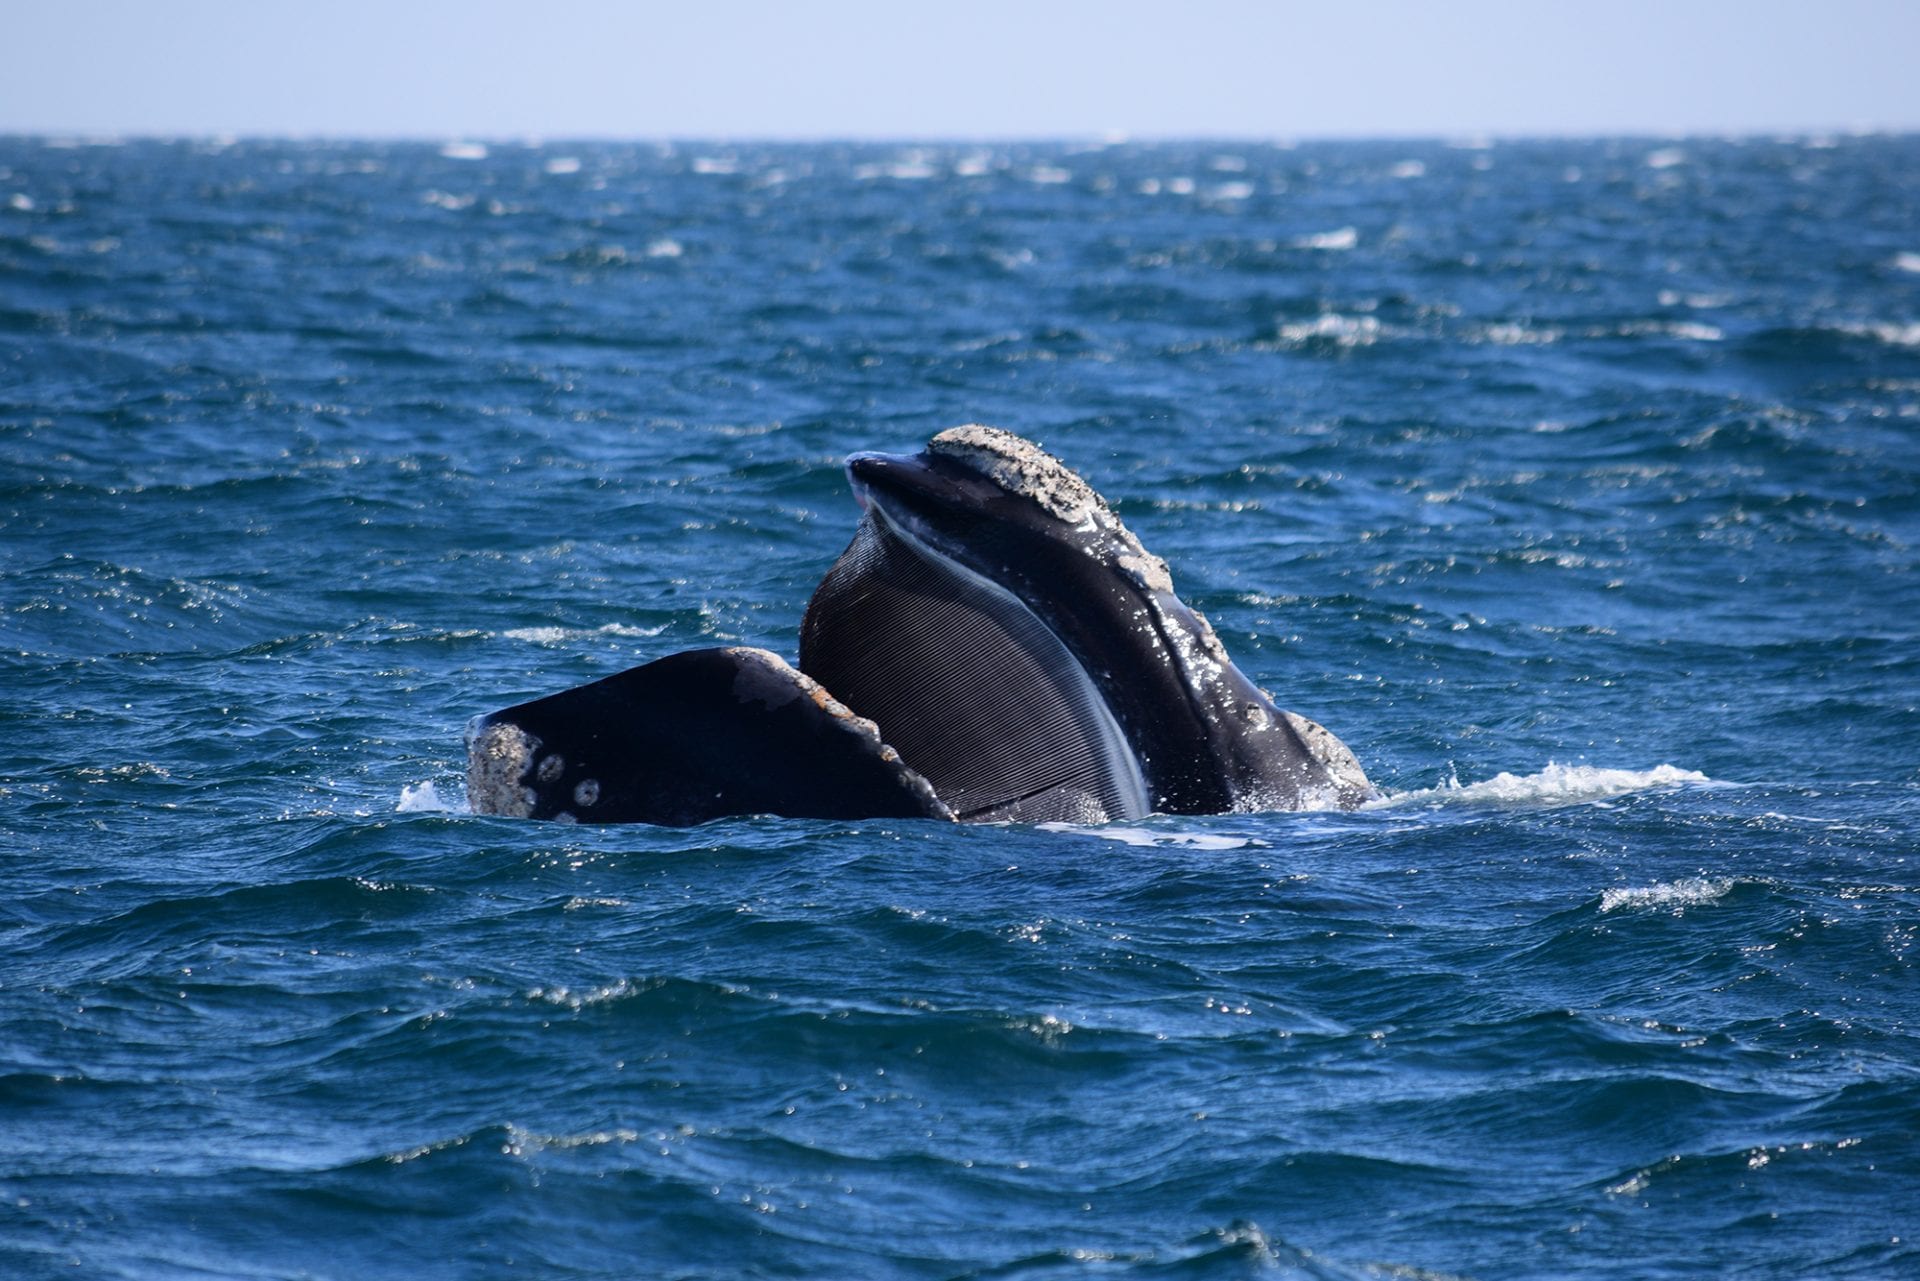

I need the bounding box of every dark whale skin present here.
[465,647,951,826]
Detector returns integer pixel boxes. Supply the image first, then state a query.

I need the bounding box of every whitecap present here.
[885,152,938,180]
[691,156,738,175]
[1893,252,1920,274]
[645,238,684,259]
[1027,165,1073,185]
[528,980,642,1009]
[1370,762,1710,810]
[502,622,667,645]
[1209,181,1255,201]
[385,1133,471,1165]
[1837,319,1920,347]
[853,159,936,181]
[543,156,582,175]
[1644,147,1686,170]
[1274,313,1379,346]
[1599,877,1736,914]
[1389,160,1426,179]
[1606,319,1723,342]
[1482,322,1563,345]
[1039,823,1250,851]
[502,1123,641,1157]
[439,141,488,161]
[1294,226,1358,251]
[397,781,465,813]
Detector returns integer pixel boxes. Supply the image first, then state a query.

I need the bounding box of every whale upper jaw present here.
[829,430,1375,817]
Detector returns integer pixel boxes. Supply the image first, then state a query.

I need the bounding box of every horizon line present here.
[5,126,1915,148]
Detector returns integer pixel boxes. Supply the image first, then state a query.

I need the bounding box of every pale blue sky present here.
[6,0,1917,140]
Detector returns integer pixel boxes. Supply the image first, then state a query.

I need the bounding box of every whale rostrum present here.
[465,427,1372,825]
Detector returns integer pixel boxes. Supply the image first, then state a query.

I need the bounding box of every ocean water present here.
[2,135,1917,1279]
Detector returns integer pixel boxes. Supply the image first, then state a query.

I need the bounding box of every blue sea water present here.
[2,134,1918,1279]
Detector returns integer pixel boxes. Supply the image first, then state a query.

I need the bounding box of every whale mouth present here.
[843,449,937,525]
[846,453,877,512]
[799,502,1149,824]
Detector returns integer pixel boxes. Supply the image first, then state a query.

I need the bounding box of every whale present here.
[799,426,1373,821]
[465,426,1371,825]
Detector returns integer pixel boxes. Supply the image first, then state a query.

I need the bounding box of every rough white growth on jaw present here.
[465,718,540,817]
[929,425,1177,597]
[1183,605,1232,666]
[1114,550,1174,594]
[928,425,1109,527]
[1279,711,1374,799]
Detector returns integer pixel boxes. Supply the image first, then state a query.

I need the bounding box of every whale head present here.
[801,426,1373,818]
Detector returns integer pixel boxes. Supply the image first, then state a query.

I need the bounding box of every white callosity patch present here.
[929,425,1107,527]
[1178,604,1234,670]
[1279,711,1376,802]
[464,718,541,817]
[928,425,1177,594]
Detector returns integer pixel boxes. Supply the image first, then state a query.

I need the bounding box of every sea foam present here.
[1599,877,1737,913]
[397,781,465,813]
[1371,762,1710,810]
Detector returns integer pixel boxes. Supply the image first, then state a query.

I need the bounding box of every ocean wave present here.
[1293,226,1358,251]
[396,781,464,813]
[1037,824,1254,851]
[10,135,1918,1281]
[499,622,667,645]
[1371,762,1711,810]
[1599,876,1737,913]
[1269,313,1381,347]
